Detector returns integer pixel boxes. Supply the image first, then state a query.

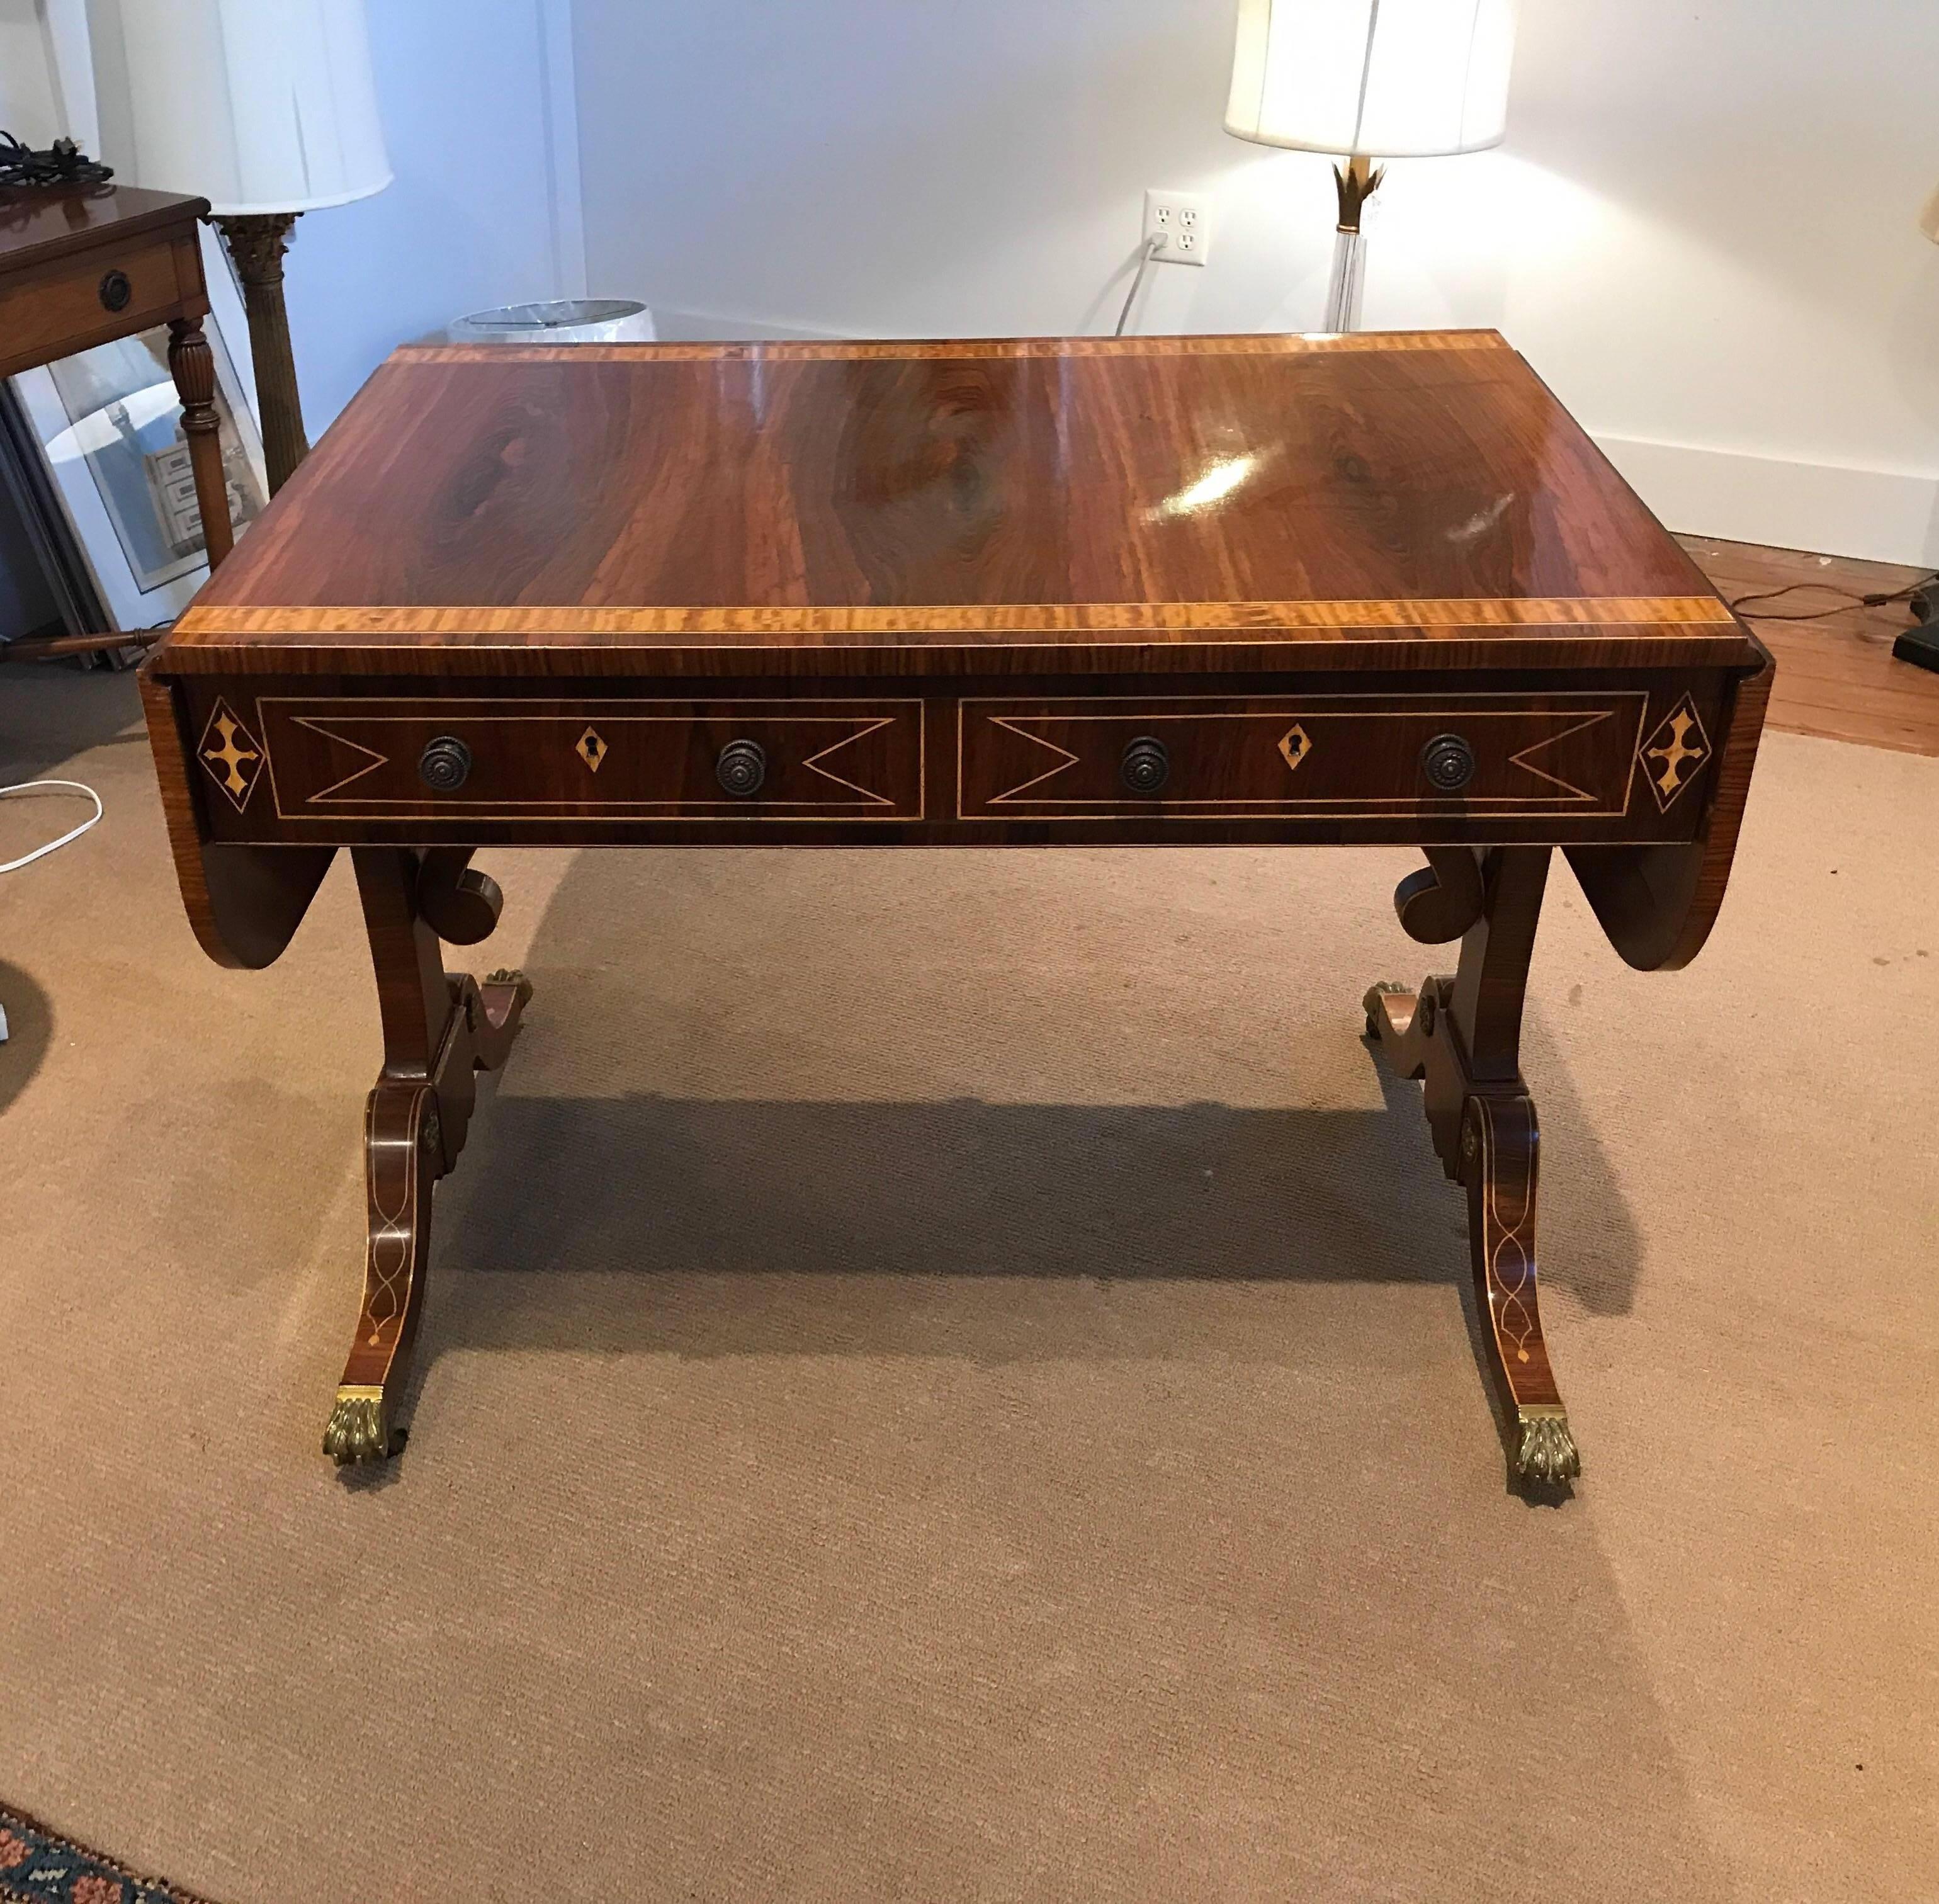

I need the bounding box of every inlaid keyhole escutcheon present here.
[716,739,767,796]
[417,735,472,792]
[1119,735,1170,796]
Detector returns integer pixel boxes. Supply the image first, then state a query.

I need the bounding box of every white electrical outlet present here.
[1143,188,1210,266]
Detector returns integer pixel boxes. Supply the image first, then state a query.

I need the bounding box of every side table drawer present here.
[0,232,196,375]
[208,695,926,823]
[957,691,1709,822]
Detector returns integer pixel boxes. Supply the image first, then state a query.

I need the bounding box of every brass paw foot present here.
[323,1385,393,1465]
[1515,1407,1581,1485]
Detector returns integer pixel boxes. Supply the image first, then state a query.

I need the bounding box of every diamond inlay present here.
[575,727,608,773]
[196,698,263,812]
[1639,696,1710,811]
[1277,724,1313,773]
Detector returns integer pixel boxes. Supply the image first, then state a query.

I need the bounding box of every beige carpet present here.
[2,668,1935,1904]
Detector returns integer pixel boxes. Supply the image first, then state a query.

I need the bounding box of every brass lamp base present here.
[1323,154,1385,333]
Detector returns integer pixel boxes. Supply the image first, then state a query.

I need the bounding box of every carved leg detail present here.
[324,850,534,1465]
[326,1081,439,1464]
[1364,848,1581,1488]
[1460,1094,1580,1485]
[166,315,234,570]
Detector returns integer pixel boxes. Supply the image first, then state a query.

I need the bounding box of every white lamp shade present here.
[1226,0,1518,159]
[105,0,391,215]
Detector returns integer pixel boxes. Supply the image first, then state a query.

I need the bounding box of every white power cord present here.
[1114,235,1167,337]
[0,778,103,873]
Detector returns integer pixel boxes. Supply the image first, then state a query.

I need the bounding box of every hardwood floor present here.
[1681,535,1939,756]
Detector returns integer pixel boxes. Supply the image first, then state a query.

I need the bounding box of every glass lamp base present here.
[1323,227,1367,334]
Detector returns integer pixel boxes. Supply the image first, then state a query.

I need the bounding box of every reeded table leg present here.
[166,315,234,571]
[1365,846,1581,1488]
[323,847,531,1465]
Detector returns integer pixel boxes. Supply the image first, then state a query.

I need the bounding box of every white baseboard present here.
[1596,434,1939,568]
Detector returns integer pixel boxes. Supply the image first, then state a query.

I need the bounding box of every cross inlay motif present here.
[196,700,264,811]
[1638,696,1711,811]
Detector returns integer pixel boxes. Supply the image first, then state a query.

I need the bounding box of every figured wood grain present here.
[174,668,1731,851]
[138,674,333,967]
[0,183,212,269]
[142,332,1773,974]
[177,596,1734,637]
[157,333,1758,684]
[392,332,1513,362]
[1564,640,1773,971]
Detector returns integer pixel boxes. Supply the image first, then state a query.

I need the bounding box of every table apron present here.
[162,671,1735,849]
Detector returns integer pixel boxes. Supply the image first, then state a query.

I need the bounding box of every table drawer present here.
[957,691,1707,821]
[235,695,925,822]
[0,232,196,375]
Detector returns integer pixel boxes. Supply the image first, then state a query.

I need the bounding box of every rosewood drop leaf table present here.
[140,331,1771,1485]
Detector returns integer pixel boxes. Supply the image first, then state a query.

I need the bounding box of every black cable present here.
[1726,572,1938,623]
[0,130,113,188]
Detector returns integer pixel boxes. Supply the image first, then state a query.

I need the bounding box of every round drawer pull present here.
[1119,735,1170,796]
[417,735,473,793]
[98,268,132,313]
[716,739,767,797]
[1420,733,1476,793]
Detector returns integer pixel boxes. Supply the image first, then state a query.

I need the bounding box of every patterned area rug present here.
[0,1810,218,1904]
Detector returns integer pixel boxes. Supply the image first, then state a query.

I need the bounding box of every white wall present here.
[571,0,1939,565]
[12,0,579,436]
[0,1,68,147]
[263,0,581,430]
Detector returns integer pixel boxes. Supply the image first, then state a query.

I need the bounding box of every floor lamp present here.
[108,0,392,494]
[1224,0,1518,332]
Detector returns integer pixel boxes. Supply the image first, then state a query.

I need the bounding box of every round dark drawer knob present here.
[716,738,767,797]
[1420,733,1477,793]
[98,268,132,313]
[417,735,473,793]
[1120,735,1170,796]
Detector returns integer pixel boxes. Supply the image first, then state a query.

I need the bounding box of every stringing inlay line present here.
[176,596,1737,640]
[390,332,1512,365]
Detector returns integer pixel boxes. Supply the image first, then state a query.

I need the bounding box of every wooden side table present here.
[0,182,234,660]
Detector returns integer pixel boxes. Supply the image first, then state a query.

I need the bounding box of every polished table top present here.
[162,331,1759,679]
[0,179,209,268]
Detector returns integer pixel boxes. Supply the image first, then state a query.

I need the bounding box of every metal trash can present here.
[444,298,655,345]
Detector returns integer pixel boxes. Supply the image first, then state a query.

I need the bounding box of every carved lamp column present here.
[1223,0,1519,332]
[103,0,393,494]
[210,215,305,490]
